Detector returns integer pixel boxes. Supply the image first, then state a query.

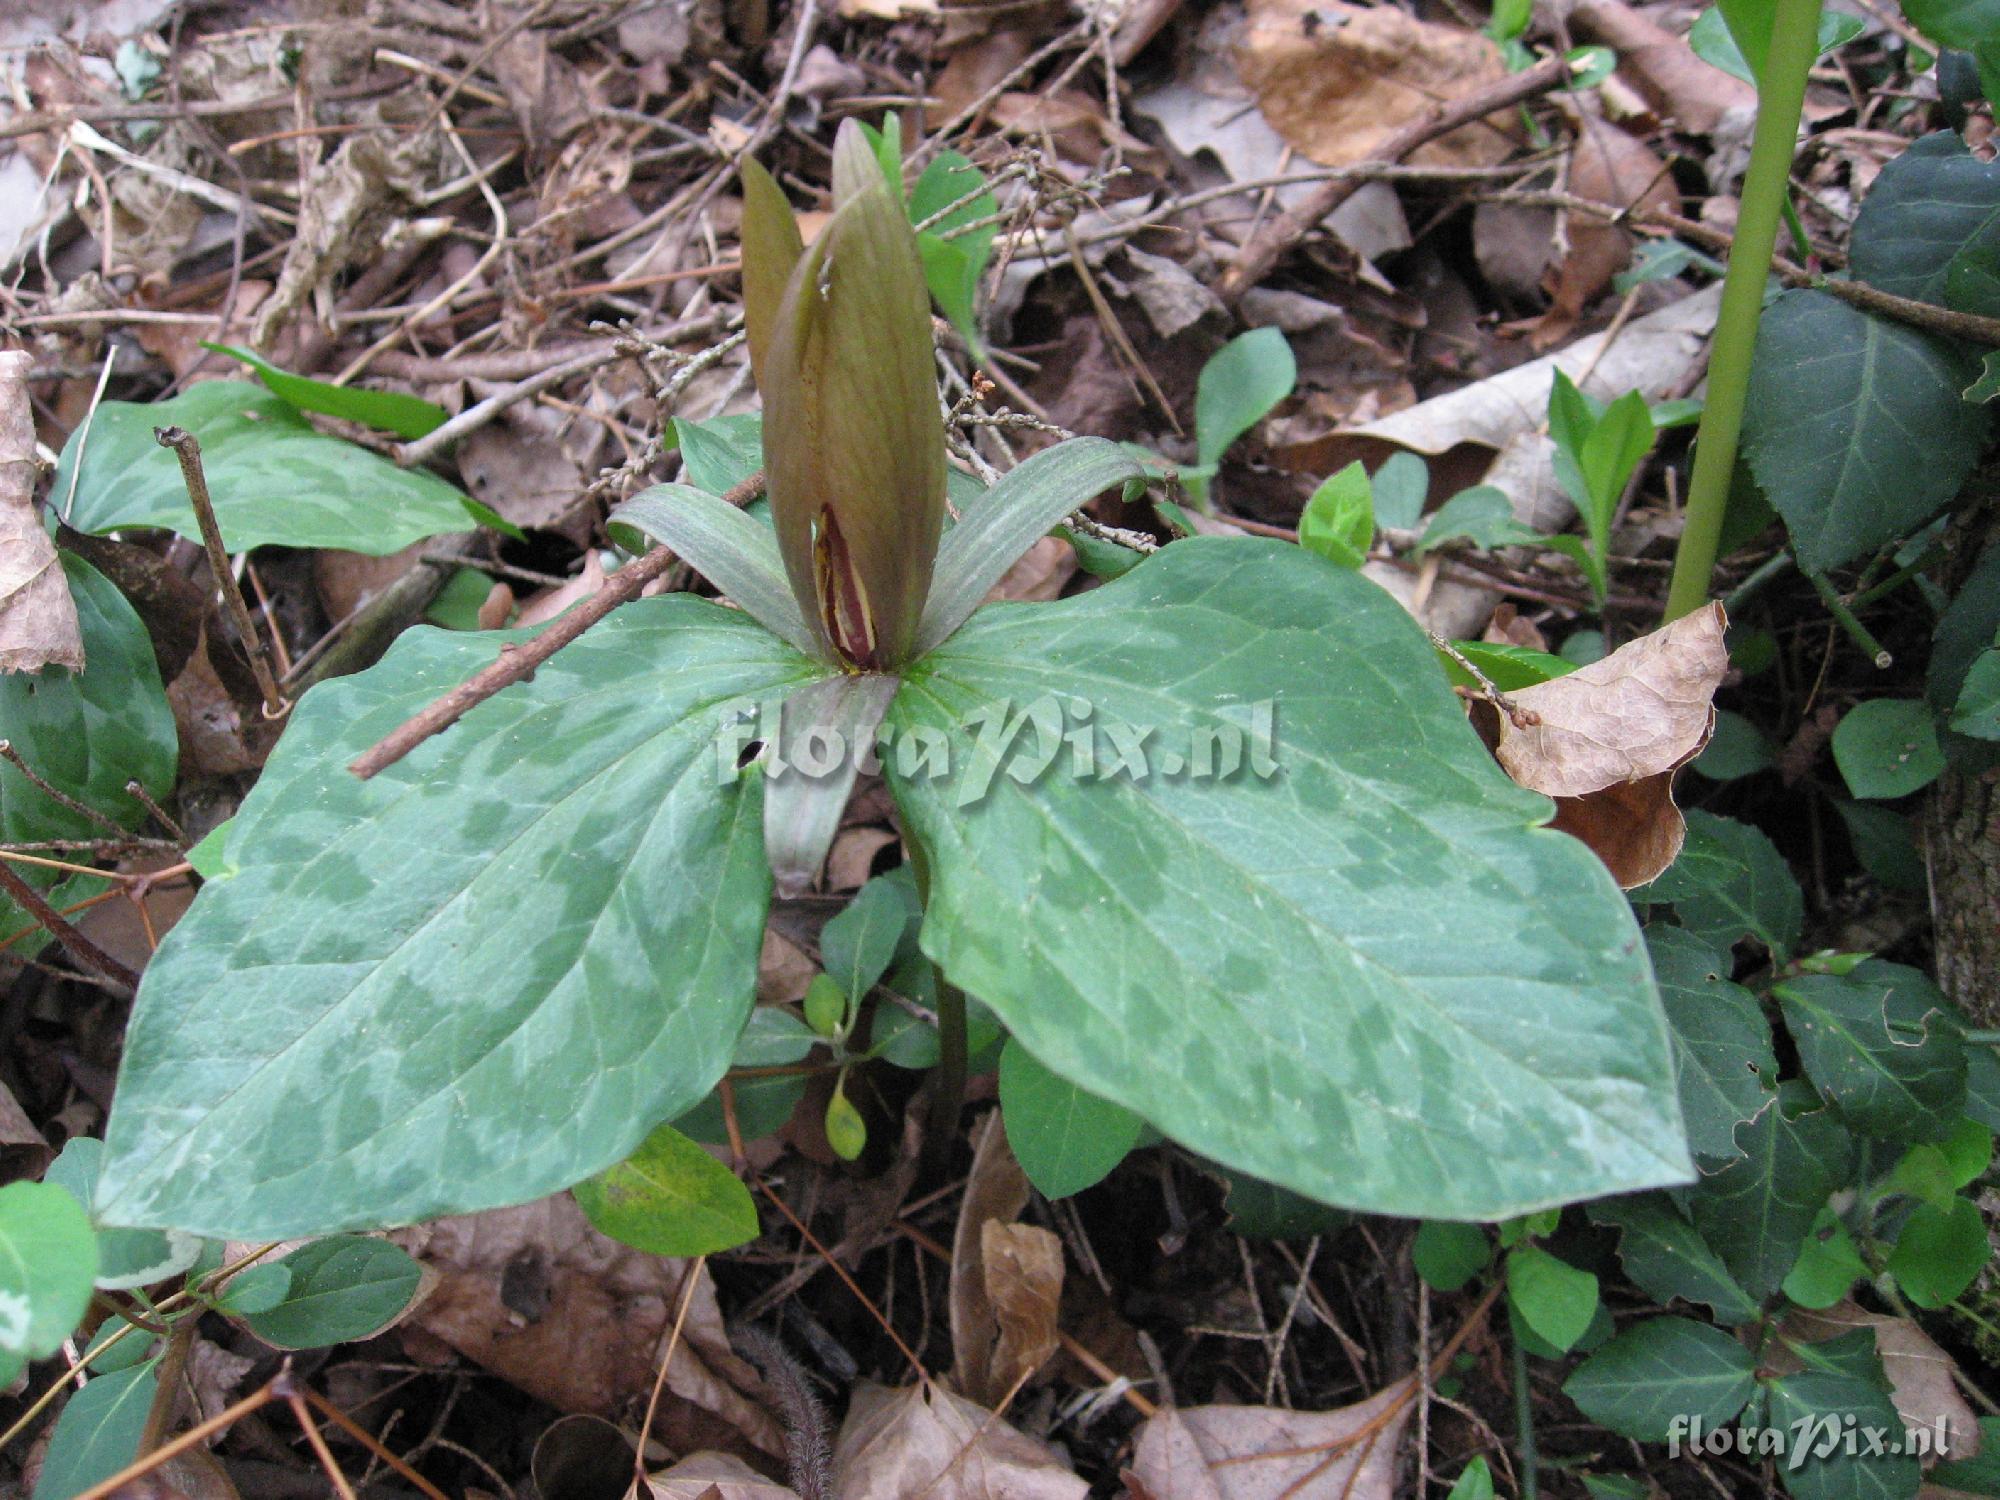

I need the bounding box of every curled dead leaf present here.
[832,1380,1089,1500]
[980,1220,1064,1399]
[0,350,83,674]
[950,1112,1032,1406]
[1488,603,1728,887]
[1129,1379,1415,1500]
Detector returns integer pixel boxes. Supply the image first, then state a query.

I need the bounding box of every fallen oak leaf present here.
[1487,603,1728,887]
[0,349,84,674]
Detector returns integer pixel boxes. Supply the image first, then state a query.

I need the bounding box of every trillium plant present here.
[93,122,1693,1243]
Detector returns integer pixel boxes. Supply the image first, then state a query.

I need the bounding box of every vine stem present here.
[1662,0,1825,622]
[1513,1330,1540,1500]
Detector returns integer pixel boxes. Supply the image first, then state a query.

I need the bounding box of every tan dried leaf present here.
[1236,0,1511,170]
[981,1220,1064,1397]
[1492,603,1727,886]
[1129,1380,1414,1500]
[1783,1303,1982,1463]
[645,1451,799,1499]
[832,1380,1089,1499]
[0,350,83,674]
[950,1112,1032,1405]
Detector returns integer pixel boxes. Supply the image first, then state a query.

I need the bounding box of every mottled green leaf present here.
[884,538,1690,1220]
[1742,291,1989,574]
[0,1181,97,1386]
[1638,810,1803,958]
[1564,1318,1756,1443]
[999,1039,1146,1199]
[243,1236,422,1349]
[43,1138,202,1291]
[1776,962,1966,1140]
[574,1122,758,1257]
[53,382,476,554]
[1688,1095,1853,1301]
[97,601,819,1238]
[1588,1191,1759,1322]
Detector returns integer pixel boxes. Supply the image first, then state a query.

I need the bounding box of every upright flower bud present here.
[740,120,947,671]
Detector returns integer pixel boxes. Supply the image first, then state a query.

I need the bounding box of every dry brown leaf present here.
[1128,1380,1415,1500]
[1782,1303,1982,1463]
[1562,0,1757,137]
[980,1220,1064,1398]
[1531,114,1682,349]
[950,1112,1032,1405]
[1491,604,1727,887]
[1236,0,1512,171]
[832,1380,1089,1499]
[645,1451,799,1498]
[516,551,609,629]
[396,1194,785,1463]
[0,1081,49,1180]
[0,350,83,674]
[991,534,1077,604]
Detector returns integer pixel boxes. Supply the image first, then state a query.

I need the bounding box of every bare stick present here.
[1214,53,1569,306]
[152,428,288,719]
[350,470,767,779]
[0,858,141,994]
[0,741,126,835]
[124,780,186,844]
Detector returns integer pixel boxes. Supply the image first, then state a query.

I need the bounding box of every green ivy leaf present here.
[1741,291,1990,574]
[1413,1220,1492,1292]
[1688,4,1863,82]
[1506,1244,1600,1353]
[1759,1370,1919,1500]
[1189,329,1295,508]
[53,382,476,555]
[1636,810,1804,958]
[1692,709,1776,781]
[0,555,177,959]
[1775,961,1967,1140]
[97,600,820,1238]
[1832,801,1927,894]
[200,342,448,440]
[1563,1317,1756,1444]
[884,538,1690,1220]
[32,1361,157,1500]
[1647,926,1778,1162]
[1849,132,2000,310]
[1213,1168,1353,1238]
[573,1121,759,1257]
[1297,462,1374,569]
[1900,0,2000,101]
[1831,699,1946,800]
[0,1181,98,1386]
[1688,1094,1853,1301]
[998,1038,1146,1199]
[1587,1192,1759,1323]
[1887,1195,1990,1307]
[242,1236,423,1349]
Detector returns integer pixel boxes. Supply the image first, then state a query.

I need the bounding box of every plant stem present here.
[1848,544,1944,608]
[1960,1030,2000,1046]
[931,971,969,1154]
[1513,1330,1540,1500]
[1662,0,1824,622]
[1723,551,1794,614]
[1807,570,1893,669]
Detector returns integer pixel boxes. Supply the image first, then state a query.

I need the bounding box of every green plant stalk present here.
[1806,570,1893,669]
[1663,0,1824,622]
[1513,1330,1540,1500]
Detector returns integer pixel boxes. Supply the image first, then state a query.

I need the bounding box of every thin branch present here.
[0,741,126,836]
[0,858,138,995]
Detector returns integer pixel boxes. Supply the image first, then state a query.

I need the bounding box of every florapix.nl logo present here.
[712,693,1283,807]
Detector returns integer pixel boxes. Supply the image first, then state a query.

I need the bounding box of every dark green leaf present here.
[1931,1417,2000,1495]
[1742,291,1990,574]
[1692,710,1776,781]
[1759,1371,1919,1500]
[1587,1191,1759,1322]
[1211,1169,1353,1237]
[1831,699,1945,800]
[1849,133,2000,309]
[1832,802,1927,894]
[97,601,819,1238]
[1930,540,2000,718]
[1776,962,1966,1140]
[214,1263,292,1316]
[674,1007,816,1145]
[1413,1221,1491,1292]
[1506,1244,1599,1353]
[201,343,447,439]
[1563,1318,1756,1443]
[1950,643,2000,738]
[1648,925,1778,1165]
[998,1039,1146,1199]
[32,1362,156,1500]
[1637,810,1804,958]
[1965,1047,2000,1134]
[884,538,1690,1220]
[573,1122,759,1257]
[54,382,476,555]
[243,1236,422,1349]
[1688,1096,1852,1300]
[1887,1194,1989,1307]
[0,1182,97,1385]
[0,555,176,959]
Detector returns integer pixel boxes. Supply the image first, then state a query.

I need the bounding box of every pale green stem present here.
[1663,0,1825,622]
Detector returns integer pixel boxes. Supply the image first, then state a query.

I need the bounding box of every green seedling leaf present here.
[243,1236,423,1349]
[32,1361,157,1500]
[1564,1318,1756,1444]
[1650,926,1778,1163]
[1414,486,1545,555]
[0,555,176,960]
[1833,801,1926,893]
[825,1079,867,1161]
[1688,1093,1853,1301]
[1850,132,2000,310]
[1782,1206,1869,1309]
[97,600,820,1239]
[885,538,1690,1221]
[1831,698,1946,800]
[673,413,764,496]
[1548,375,1654,599]
[43,1138,202,1291]
[822,872,922,1007]
[1615,238,1726,293]
[1189,328,1295,509]
[1650,398,1705,429]
[1297,461,1374,569]
[213,1263,292,1317]
[1742,291,1990,574]
[53,382,478,555]
[1888,1195,1990,1307]
[1949,641,2000,738]
[1775,961,1967,1140]
[674,1006,818,1145]
[1636,809,1804,958]
[805,974,849,1038]
[1487,0,1531,41]
[1587,1192,1759,1322]
[0,1181,97,1385]
[1371,451,1429,531]
[1413,1221,1491,1292]
[1688,4,1864,83]
[574,1122,759,1257]
[998,1039,1146,1199]
[1692,709,1776,780]
[1759,1371,1919,1500]
[426,567,497,630]
[1506,1244,1600,1353]
[1447,1457,1495,1500]
[1436,642,1574,693]
[200,342,448,439]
